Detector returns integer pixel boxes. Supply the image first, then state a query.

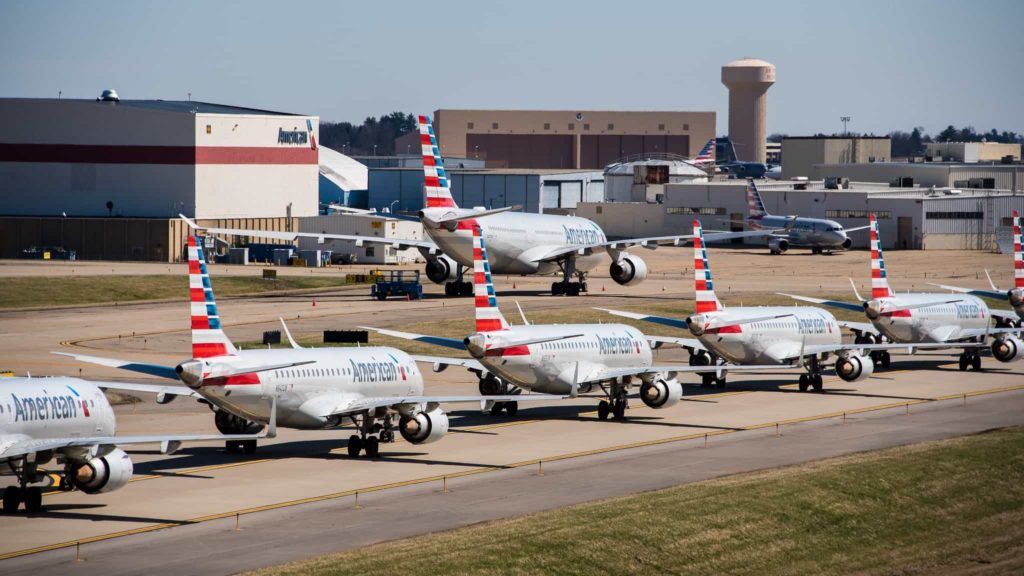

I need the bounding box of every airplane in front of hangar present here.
[744,180,869,255]
[185,116,774,297]
[1,376,270,514]
[57,235,563,460]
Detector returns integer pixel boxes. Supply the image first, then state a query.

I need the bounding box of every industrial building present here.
[924,142,1021,163]
[577,180,1024,251]
[297,214,423,265]
[402,109,716,170]
[812,162,1024,192]
[782,136,892,179]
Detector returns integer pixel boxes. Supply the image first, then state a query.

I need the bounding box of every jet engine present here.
[399,407,449,444]
[215,410,264,435]
[835,355,875,382]
[71,448,133,494]
[610,255,648,286]
[1009,288,1024,309]
[639,378,683,409]
[425,255,459,284]
[842,237,853,250]
[992,336,1023,363]
[769,238,789,254]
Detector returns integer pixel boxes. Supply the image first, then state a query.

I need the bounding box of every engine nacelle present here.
[609,255,648,286]
[425,255,458,284]
[835,355,875,382]
[841,237,853,250]
[399,407,449,444]
[769,238,789,254]
[71,448,133,494]
[214,410,264,435]
[1009,288,1024,309]
[639,378,683,409]
[992,336,1023,363]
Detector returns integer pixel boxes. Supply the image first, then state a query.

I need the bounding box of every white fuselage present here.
[194,347,424,429]
[474,324,653,394]
[0,378,116,459]
[867,294,990,343]
[427,211,608,275]
[694,306,841,364]
[750,215,850,249]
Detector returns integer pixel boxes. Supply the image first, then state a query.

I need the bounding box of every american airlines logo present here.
[563,225,601,246]
[277,128,309,145]
[955,303,983,319]
[598,335,638,355]
[797,318,829,334]
[11,393,85,423]
[349,359,404,383]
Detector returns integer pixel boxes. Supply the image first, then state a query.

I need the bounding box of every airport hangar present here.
[0,96,319,261]
[577,179,1024,251]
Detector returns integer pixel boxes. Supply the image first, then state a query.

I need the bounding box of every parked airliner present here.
[362,223,785,419]
[1,376,269,513]
[745,180,869,254]
[929,210,1023,325]
[185,116,770,297]
[781,213,1023,371]
[598,219,960,391]
[58,235,560,458]
[691,138,715,166]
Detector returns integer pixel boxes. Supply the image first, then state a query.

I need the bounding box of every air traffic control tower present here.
[721,58,775,163]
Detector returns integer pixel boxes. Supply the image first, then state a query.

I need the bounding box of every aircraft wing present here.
[359,326,465,351]
[956,326,1024,340]
[838,321,880,336]
[531,230,776,262]
[51,352,179,381]
[989,309,1022,323]
[411,355,485,372]
[843,225,872,233]
[181,216,439,253]
[927,282,1008,302]
[91,381,200,399]
[594,308,689,330]
[320,393,566,417]
[777,293,866,313]
[783,341,988,363]
[647,336,706,352]
[585,363,794,383]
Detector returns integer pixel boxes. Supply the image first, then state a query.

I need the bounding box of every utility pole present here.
[840,116,851,136]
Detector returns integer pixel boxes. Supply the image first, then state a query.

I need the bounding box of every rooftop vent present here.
[98,89,120,102]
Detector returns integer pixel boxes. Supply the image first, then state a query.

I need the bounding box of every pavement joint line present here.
[7,382,1024,563]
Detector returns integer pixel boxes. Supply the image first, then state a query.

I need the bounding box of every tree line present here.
[770,126,1023,159]
[318,112,416,156]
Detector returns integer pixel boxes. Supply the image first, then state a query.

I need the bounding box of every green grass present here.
[0,275,362,309]
[251,427,1024,576]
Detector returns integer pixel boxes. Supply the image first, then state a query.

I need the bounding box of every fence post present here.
[234,512,240,531]
[354,491,361,509]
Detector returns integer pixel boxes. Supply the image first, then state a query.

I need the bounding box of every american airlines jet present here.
[781,213,1023,371]
[1,376,268,513]
[597,220,960,391]
[58,236,560,458]
[186,116,769,297]
[362,224,784,420]
[745,180,869,254]
[929,210,1024,325]
[691,138,715,166]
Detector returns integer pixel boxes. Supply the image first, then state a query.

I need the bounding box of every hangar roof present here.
[0,98,304,116]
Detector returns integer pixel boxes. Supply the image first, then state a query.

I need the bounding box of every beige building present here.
[424,109,715,170]
[782,136,891,179]
[811,162,1024,192]
[925,142,1021,163]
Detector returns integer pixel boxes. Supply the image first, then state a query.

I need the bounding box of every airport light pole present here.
[841,116,851,136]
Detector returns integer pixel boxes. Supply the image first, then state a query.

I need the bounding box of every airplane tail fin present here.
[418,115,458,209]
[746,179,768,218]
[693,139,715,165]
[693,220,724,313]
[187,235,237,358]
[869,213,892,298]
[471,225,510,332]
[1014,209,1023,289]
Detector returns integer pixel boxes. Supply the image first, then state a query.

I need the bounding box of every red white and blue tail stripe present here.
[418,115,457,209]
[693,220,723,313]
[692,138,715,165]
[188,235,237,358]
[472,225,509,332]
[746,180,767,219]
[1014,209,1023,289]
[869,213,892,299]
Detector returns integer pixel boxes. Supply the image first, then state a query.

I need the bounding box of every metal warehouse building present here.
[0,95,320,260]
[577,180,1024,251]
[812,162,1024,192]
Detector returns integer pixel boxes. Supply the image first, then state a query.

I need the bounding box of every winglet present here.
[984,269,1000,292]
[515,300,530,326]
[848,278,865,303]
[280,318,302,349]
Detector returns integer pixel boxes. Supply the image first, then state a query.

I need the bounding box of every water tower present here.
[721,58,775,163]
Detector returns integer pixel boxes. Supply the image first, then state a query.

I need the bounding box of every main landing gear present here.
[479,373,519,416]
[552,257,587,296]
[854,333,891,369]
[347,412,395,458]
[3,459,44,514]
[798,356,824,393]
[689,350,726,388]
[215,410,263,454]
[958,350,983,372]
[597,381,628,421]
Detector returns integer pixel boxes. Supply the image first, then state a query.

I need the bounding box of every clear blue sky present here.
[2,0,1021,136]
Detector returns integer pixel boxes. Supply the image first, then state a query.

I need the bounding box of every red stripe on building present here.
[0,144,317,165]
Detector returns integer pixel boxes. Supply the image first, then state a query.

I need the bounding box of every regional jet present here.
[744,180,869,254]
[57,236,561,458]
[597,220,963,391]
[928,210,1023,325]
[1,376,270,513]
[361,223,786,420]
[780,213,1023,371]
[184,116,771,297]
